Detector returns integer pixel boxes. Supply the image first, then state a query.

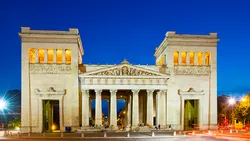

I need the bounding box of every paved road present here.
[0,136,231,141]
[2,131,250,141]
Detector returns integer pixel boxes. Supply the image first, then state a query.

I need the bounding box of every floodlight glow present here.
[229,98,235,105]
[0,99,6,110]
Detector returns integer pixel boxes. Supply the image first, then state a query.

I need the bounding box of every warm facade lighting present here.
[189,52,194,66]
[38,49,44,63]
[65,49,71,64]
[174,51,178,66]
[56,49,62,64]
[181,52,186,65]
[29,48,35,63]
[197,52,202,66]
[205,52,211,66]
[47,49,53,64]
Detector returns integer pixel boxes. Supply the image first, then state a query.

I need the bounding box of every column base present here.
[110,125,118,130]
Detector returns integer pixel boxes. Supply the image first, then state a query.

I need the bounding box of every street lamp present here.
[0,99,6,110]
[228,98,235,126]
[229,98,235,105]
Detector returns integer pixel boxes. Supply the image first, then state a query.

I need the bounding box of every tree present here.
[7,116,21,130]
[233,94,250,125]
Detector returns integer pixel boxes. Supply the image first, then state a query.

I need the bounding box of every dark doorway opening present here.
[184,100,199,130]
[43,100,60,132]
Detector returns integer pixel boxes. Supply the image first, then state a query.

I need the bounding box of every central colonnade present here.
[81,89,167,129]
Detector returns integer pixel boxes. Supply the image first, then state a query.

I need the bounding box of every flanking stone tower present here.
[154,31,219,130]
[19,27,84,133]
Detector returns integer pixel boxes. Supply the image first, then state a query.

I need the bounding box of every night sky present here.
[1,0,250,101]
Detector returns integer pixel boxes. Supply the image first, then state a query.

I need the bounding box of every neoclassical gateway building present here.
[19,27,219,133]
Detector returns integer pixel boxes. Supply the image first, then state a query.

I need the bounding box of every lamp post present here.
[228,98,235,125]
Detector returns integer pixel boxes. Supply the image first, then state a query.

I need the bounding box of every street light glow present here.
[242,97,246,102]
[229,98,235,105]
[0,99,6,110]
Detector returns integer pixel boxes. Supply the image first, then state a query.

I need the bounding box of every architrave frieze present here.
[178,88,205,95]
[174,66,210,76]
[29,64,71,74]
[34,87,66,95]
[80,77,169,85]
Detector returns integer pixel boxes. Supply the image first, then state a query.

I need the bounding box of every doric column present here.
[82,90,89,127]
[53,49,57,63]
[89,99,92,123]
[107,100,110,125]
[146,90,154,126]
[194,52,198,65]
[156,90,166,126]
[186,52,190,65]
[62,49,65,63]
[178,51,182,65]
[124,100,128,127]
[156,91,160,126]
[127,94,132,127]
[44,49,48,63]
[132,90,139,127]
[110,90,117,127]
[95,89,102,126]
[202,52,206,65]
[35,48,39,63]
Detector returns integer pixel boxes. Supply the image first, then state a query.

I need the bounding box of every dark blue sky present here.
[1,0,250,98]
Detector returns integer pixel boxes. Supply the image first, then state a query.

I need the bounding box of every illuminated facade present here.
[19,27,219,133]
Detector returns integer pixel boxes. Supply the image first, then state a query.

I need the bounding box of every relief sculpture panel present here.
[29,64,71,74]
[174,66,210,76]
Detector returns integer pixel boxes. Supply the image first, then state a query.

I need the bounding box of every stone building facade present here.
[19,27,219,133]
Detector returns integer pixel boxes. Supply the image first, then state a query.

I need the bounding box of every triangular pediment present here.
[81,60,169,77]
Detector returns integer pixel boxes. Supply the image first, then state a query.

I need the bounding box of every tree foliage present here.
[233,94,250,125]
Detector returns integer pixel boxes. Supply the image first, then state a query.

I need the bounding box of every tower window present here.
[182,52,186,65]
[189,52,194,66]
[206,52,211,66]
[56,49,62,64]
[174,51,178,66]
[65,49,71,64]
[197,52,202,66]
[29,48,35,63]
[38,49,44,63]
[47,49,53,64]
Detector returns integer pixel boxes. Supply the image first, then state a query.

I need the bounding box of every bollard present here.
[173,131,176,136]
[4,131,7,136]
[152,131,154,137]
[9,132,12,137]
[104,132,107,137]
[43,132,45,137]
[208,130,211,134]
[28,132,30,137]
[230,129,232,133]
[127,132,130,137]
[236,130,238,133]
[81,132,84,138]
[17,132,20,137]
[61,132,63,137]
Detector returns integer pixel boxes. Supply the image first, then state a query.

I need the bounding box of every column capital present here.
[146,89,154,94]
[110,89,117,94]
[95,89,102,93]
[132,89,140,94]
[81,89,89,93]
[159,90,167,93]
